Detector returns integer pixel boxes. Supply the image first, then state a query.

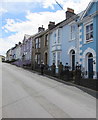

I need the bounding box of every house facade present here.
[48,2,98,79]
[78,1,98,79]
[31,26,49,69]
[0,55,5,62]
[11,46,17,60]
[22,34,32,66]
[6,49,12,61]
[48,8,80,72]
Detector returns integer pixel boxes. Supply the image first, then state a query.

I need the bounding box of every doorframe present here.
[83,48,96,79]
[87,53,93,78]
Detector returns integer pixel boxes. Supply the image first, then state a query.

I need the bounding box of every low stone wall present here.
[78,79,98,91]
[11,63,97,91]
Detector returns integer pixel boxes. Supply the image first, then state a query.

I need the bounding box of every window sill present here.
[52,43,61,47]
[69,39,76,42]
[84,39,93,44]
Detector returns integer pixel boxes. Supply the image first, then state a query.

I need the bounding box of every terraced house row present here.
[6,1,98,79]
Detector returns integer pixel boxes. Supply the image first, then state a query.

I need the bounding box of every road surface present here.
[1,63,96,118]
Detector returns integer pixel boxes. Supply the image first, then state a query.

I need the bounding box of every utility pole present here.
[55,0,65,11]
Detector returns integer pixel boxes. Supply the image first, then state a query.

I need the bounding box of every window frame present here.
[35,38,41,49]
[35,54,41,64]
[84,20,93,44]
[57,51,61,66]
[70,24,76,41]
[52,52,56,64]
[45,34,48,46]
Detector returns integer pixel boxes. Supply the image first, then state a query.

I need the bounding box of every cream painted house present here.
[0,55,5,62]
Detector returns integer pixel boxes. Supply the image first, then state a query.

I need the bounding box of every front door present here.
[88,57,93,78]
[71,50,75,70]
[72,54,75,70]
[45,53,47,65]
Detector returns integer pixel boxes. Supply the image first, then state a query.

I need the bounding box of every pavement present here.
[0,63,97,118]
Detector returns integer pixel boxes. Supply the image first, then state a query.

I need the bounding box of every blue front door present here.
[88,58,93,78]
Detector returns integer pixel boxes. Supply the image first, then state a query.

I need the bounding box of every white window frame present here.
[53,32,56,45]
[44,34,48,46]
[53,29,61,45]
[35,38,41,49]
[69,22,76,42]
[57,51,61,66]
[70,24,76,41]
[84,20,93,44]
[52,52,56,64]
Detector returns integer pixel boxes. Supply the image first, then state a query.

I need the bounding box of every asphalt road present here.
[1,63,96,118]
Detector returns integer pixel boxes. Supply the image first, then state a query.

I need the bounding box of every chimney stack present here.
[38,25,45,32]
[66,8,76,19]
[48,21,55,30]
[18,42,21,45]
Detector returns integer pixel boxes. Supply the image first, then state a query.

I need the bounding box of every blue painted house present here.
[48,1,98,79]
[78,1,98,79]
[48,8,81,72]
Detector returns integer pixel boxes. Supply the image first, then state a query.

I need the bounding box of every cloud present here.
[0,38,14,56]
[62,0,91,13]
[1,0,91,56]
[0,32,24,56]
[0,8,8,15]
[2,0,56,10]
[1,10,65,56]
[3,10,65,34]
[1,0,91,14]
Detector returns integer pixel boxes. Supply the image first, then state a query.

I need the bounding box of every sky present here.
[0,0,91,56]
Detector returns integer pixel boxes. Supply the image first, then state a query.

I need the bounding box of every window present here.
[57,52,61,66]
[53,53,56,64]
[35,54,41,64]
[71,25,76,40]
[53,32,56,44]
[53,29,61,45]
[35,38,41,49]
[45,34,48,46]
[27,41,29,50]
[85,23,93,43]
[57,29,60,43]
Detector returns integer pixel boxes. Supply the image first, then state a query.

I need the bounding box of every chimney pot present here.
[66,8,75,19]
[38,25,45,32]
[48,21,55,30]
[67,8,74,13]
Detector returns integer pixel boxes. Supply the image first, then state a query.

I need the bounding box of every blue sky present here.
[0,0,91,56]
